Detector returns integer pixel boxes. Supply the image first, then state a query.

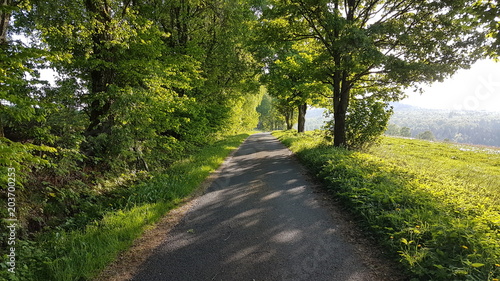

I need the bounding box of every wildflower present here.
[461,245,468,249]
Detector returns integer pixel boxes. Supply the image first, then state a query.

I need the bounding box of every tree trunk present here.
[329,3,352,148]
[333,104,347,147]
[85,0,115,136]
[297,103,307,133]
[332,71,350,147]
[85,42,115,138]
[285,111,292,130]
[0,0,11,46]
[82,0,117,158]
[284,108,294,130]
[1,0,12,139]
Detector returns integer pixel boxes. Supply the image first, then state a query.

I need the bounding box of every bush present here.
[325,98,393,150]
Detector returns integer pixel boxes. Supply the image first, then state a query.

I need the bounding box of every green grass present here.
[7,133,251,281]
[273,130,500,281]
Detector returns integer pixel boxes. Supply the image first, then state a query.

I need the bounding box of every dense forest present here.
[1,0,262,218]
[1,0,499,280]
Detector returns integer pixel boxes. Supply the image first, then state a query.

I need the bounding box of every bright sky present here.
[401,59,500,112]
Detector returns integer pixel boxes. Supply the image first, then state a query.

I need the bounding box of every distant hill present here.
[387,103,500,147]
[305,103,500,147]
[304,107,328,131]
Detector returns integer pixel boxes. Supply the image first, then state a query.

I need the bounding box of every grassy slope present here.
[273,131,500,281]
[9,133,252,281]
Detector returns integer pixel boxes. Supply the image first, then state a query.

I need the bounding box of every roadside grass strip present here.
[273,130,500,281]
[12,133,250,281]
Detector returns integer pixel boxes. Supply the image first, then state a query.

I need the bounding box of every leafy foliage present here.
[417,130,436,141]
[325,98,393,150]
[258,0,491,147]
[257,91,287,131]
[472,0,500,58]
[259,40,329,132]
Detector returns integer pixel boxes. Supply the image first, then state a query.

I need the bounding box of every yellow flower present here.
[461,245,468,249]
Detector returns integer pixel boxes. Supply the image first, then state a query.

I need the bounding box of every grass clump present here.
[273,130,500,281]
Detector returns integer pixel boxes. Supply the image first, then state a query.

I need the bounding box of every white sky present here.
[401,59,500,112]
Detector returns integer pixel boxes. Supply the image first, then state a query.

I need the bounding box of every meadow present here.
[273,130,500,281]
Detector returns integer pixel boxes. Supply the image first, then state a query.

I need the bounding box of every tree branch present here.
[295,0,336,59]
[122,0,132,18]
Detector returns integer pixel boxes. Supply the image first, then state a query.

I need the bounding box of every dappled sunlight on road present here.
[132,133,375,281]
[271,229,303,243]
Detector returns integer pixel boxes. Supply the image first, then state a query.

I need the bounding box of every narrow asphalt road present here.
[132,133,376,281]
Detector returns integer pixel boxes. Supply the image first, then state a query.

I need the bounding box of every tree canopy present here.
[262,41,330,132]
[4,0,262,168]
[257,0,491,147]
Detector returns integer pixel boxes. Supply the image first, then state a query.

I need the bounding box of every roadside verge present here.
[94,132,249,281]
[273,130,500,281]
[23,133,252,281]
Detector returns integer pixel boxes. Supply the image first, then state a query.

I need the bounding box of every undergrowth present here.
[274,130,500,281]
[0,133,251,281]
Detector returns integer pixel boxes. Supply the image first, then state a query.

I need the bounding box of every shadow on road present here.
[132,133,372,281]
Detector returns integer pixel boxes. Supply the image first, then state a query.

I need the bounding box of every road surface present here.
[132,133,378,281]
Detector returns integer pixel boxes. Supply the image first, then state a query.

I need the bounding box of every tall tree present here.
[257,92,287,131]
[14,0,262,169]
[1,0,44,140]
[13,0,202,169]
[141,0,262,135]
[260,0,489,147]
[263,42,329,132]
[18,1,146,158]
[0,0,12,139]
